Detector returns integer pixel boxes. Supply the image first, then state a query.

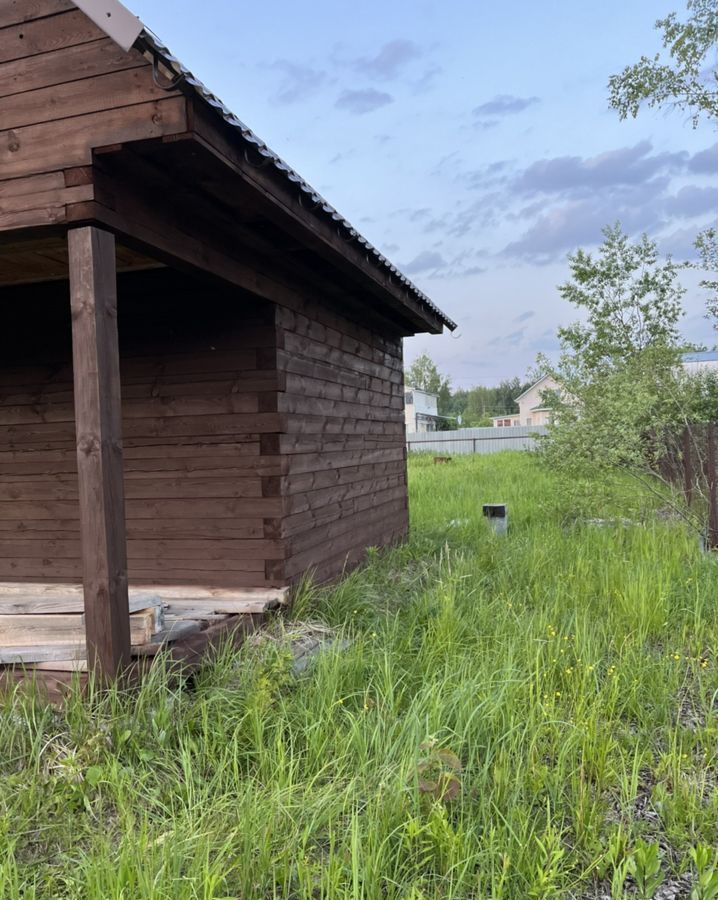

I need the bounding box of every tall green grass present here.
[1,452,717,898]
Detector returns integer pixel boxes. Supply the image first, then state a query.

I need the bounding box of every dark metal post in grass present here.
[483,503,508,536]
[708,423,718,550]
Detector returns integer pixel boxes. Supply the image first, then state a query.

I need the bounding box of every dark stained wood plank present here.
[0,66,169,131]
[285,510,407,579]
[0,0,74,30]
[0,496,284,520]
[0,97,187,184]
[0,182,93,219]
[0,9,102,64]
[0,475,265,501]
[0,538,285,562]
[0,37,146,99]
[0,171,64,197]
[68,225,130,679]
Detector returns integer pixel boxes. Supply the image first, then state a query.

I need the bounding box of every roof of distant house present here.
[682,351,718,363]
[514,373,554,403]
[405,388,439,399]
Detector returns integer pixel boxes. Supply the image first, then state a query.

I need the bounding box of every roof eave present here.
[68,0,456,334]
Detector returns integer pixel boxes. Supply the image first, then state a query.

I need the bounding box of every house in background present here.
[682,351,718,375]
[405,389,441,432]
[492,374,558,427]
[491,413,521,428]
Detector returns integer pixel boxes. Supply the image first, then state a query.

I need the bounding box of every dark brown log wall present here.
[276,299,409,585]
[0,0,413,590]
[0,270,285,587]
[0,0,186,233]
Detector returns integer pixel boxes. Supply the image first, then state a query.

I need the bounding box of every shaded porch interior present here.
[0,232,289,678]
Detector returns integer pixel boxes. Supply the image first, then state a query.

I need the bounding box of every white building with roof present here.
[405,389,440,432]
[682,351,718,375]
[492,374,558,427]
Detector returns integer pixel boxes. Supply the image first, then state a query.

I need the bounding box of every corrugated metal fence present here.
[406,425,547,455]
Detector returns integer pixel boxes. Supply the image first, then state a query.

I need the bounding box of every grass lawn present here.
[2,452,718,898]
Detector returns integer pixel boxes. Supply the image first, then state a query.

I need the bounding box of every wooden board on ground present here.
[142,585,290,605]
[0,590,162,615]
[0,582,288,605]
[0,643,85,664]
[163,597,283,615]
[0,607,160,647]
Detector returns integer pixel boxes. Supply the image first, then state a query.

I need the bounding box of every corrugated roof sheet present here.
[683,351,718,362]
[132,27,457,332]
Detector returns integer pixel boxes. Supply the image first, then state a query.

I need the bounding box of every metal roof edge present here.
[135,29,457,332]
[71,0,143,52]
[68,0,456,332]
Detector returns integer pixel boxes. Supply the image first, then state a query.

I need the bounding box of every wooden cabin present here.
[0,0,455,679]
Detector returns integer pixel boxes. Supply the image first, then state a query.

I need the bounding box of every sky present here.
[127,0,718,387]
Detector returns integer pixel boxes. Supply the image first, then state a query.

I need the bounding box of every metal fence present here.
[406,425,547,455]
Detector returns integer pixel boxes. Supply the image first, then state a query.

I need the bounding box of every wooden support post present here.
[68,226,131,679]
[708,423,718,551]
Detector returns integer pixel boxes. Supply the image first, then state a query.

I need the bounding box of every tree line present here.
[404,353,533,428]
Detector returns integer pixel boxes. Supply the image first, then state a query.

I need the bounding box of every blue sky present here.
[128,0,717,387]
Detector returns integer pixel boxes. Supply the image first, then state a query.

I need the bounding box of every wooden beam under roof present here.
[0,234,162,287]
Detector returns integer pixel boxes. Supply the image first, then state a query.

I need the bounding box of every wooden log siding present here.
[0,0,416,592]
[275,302,409,584]
[0,2,187,233]
[0,271,285,588]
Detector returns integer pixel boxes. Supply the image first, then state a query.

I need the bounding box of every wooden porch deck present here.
[0,583,289,701]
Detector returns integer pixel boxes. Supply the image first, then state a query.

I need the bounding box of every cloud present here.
[514,310,535,323]
[501,180,670,262]
[403,248,487,280]
[526,329,561,353]
[664,186,718,218]
[412,64,442,93]
[484,141,718,262]
[271,61,328,105]
[502,203,592,261]
[352,39,423,80]
[689,142,718,173]
[502,328,526,346]
[402,250,447,273]
[328,149,358,165]
[660,225,704,260]
[473,94,540,117]
[462,159,513,190]
[440,193,507,238]
[515,141,686,195]
[335,88,393,114]
[409,208,432,222]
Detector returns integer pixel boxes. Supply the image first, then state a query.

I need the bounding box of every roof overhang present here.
[68,0,456,335]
